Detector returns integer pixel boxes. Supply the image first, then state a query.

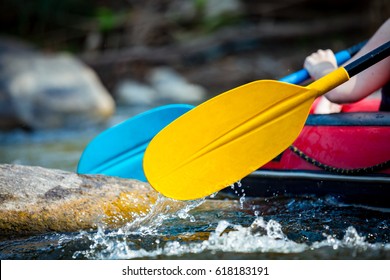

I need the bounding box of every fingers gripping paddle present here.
[143,41,390,200]
[78,42,364,181]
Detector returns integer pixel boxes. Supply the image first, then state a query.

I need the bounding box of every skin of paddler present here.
[304,18,390,114]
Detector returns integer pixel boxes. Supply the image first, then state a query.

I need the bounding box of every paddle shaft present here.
[345,40,390,77]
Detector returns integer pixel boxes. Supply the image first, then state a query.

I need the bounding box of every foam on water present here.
[312,226,390,251]
[70,194,389,260]
[72,217,306,259]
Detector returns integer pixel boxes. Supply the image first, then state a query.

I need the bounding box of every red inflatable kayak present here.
[235,96,390,208]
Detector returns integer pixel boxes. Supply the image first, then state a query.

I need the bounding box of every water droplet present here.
[209,191,218,198]
[239,194,246,209]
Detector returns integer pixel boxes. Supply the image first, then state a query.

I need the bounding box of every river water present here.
[0,107,389,260]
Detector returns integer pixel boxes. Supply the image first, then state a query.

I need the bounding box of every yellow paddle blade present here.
[144,68,350,200]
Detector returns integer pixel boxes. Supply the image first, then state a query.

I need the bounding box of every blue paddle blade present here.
[77,104,194,181]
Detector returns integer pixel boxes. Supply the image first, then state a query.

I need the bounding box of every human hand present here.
[313,96,342,114]
[304,49,337,80]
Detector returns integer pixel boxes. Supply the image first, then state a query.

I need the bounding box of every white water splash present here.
[70,193,390,260]
[72,215,390,260]
[73,217,307,259]
[200,218,306,254]
[72,194,206,259]
[119,194,205,235]
[312,226,390,252]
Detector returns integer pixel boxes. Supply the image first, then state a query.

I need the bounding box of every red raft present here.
[236,97,390,208]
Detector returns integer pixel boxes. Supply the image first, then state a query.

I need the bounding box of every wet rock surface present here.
[0,164,239,237]
[0,164,158,235]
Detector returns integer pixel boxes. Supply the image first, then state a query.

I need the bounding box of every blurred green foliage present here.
[193,0,243,33]
[0,0,129,50]
[1,0,95,34]
[200,14,243,34]
[94,7,129,33]
[95,7,116,32]
[0,0,244,51]
[1,0,382,54]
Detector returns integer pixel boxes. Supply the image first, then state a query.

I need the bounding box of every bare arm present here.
[305,18,390,104]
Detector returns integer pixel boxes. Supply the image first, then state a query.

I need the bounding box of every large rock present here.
[0,49,115,129]
[0,164,238,236]
[0,164,157,235]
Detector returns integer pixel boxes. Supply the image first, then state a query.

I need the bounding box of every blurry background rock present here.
[147,67,206,103]
[115,67,206,106]
[0,0,389,130]
[115,79,157,106]
[0,45,115,130]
